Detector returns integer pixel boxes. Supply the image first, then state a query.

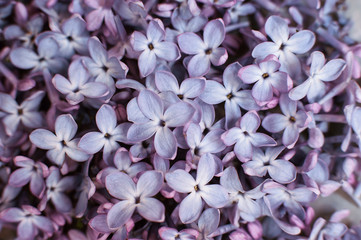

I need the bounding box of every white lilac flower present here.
[165,153,229,224]
[30,114,90,166]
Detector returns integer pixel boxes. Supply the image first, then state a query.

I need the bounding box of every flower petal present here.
[30,129,59,150]
[262,114,288,133]
[137,197,165,222]
[105,172,136,199]
[187,54,210,77]
[165,169,195,193]
[286,30,315,54]
[164,102,195,127]
[204,19,225,48]
[200,184,229,208]
[196,153,216,186]
[138,50,156,77]
[265,16,289,44]
[179,191,203,224]
[268,160,296,184]
[107,200,136,229]
[137,171,163,197]
[96,104,117,134]
[199,80,228,104]
[154,42,180,61]
[154,127,177,159]
[177,32,205,54]
[78,132,105,154]
[137,90,164,120]
[55,114,77,141]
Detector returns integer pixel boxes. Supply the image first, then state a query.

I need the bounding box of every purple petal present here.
[127,122,157,143]
[137,197,165,222]
[187,54,210,77]
[52,74,73,94]
[252,80,273,102]
[155,71,179,93]
[78,132,105,154]
[105,172,136,199]
[177,32,205,54]
[96,105,116,134]
[317,59,346,82]
[268,160,297,184]
[180,78,206,98]
[241,111,260,132]
[200,185,229,208]
[0,208,24,222]
[179,192,203,224]
[199,80,227,104]
[132,31,148,51]
[286,30,315,54]
[107,200,135,229]
[222,127,242,146]
[18,219,35,239]
[10,48,39,69]
[88,37,107,65]
[204,19,225,48]
[30,129,59,150]
[198,208,220,234]
[220,166,244,192]
[137,171,163,197]
[147,20,164,43]
[55,114,77,141]
[250,133,276,147]
[81,82,109,98]
[137,90,164,120]
[154,42,180,61]
[164,102,195,127]
[243,160,267,177]
[239,65,262,84]
[154,127,177,159]
[262,114,288,133]
[165,170,195,193]
[32,216,54,234]
[265,16,289,44]
[138,50,156,77]
[252,42,280,60]
[282,125,299,147]
[196,153,216,186]
[8,168,32,187]
[210,47,228,66]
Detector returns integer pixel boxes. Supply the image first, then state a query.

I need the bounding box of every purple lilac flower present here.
[262,94,310,148]
[105,170,165,228]
[127,89,195,159]
[289,51,347,102]
[165,153,229,223]
[78,104,130,162]
[252,15,315,77]
[178,18,228,77]
[52,59,109,105]
[84,0,117,35]
[238,54,289,102]
[242,147,297,184]
[159,227,198,240]
[8,156,48,198]
[131,20,180,77]
[0,205,54,239]
[0,91,44,136]
[30,114,90,166]
[222,111,276,161]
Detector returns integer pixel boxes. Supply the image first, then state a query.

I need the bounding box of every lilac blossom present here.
[78,104,130,162]
[84,0,117,35]
[131,20,180,77]
[193,208,220,239]
[39,167,78,213]
[289,51,347,102]
[220,166,264,223]
[178,18,228,77]
[0,91,44,135]
[242,147,297,184]
[10,37,67,73]
[262,94,310,148]
[165,153,229,223]
[222,111,277,161]
[159,227,198,240]
[52,59,109,105]
[8,156,48,198]
[127,90,195,159]
[252,15,315,77]
[238,55,289,102]
[30,114,90,166]
[105,170,165,228]
[0,205,54,239]
[199,62,260,129]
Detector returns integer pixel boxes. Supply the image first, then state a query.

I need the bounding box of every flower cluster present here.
[0,0,360,239]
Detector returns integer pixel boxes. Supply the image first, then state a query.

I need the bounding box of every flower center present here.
[148,43,154,50]
[17,108,23,115]
[135,196,141,204]
[104,133,111,139]
[177,94,184,100]
[194,185,199,192]
[227,93,233,99]
[262,73,269,79]
[159,120,166,127]
[205,48,212,55]
[289,116,296,123]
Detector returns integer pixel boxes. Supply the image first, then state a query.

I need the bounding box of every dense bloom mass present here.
[1,0,361,239]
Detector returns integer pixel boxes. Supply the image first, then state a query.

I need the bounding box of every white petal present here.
[96,104,117,134]
[107,200,136,229]
[265,16,289,44]
[137,171,163,197]
[165,170,195,193]
[179,191,203,224]
[154,127,177,159]
[200,184,229,208]
[196,153,216,186]
[199,80,227,104]
[177,32,205,54]
[137,197,165,222]
[30,129,59,149]
[78,132,105,154]
[55,114,77,141]
[106,172,136,199]
[137,90,164,120]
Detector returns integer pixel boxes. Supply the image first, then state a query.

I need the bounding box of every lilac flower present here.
[289,51,346,102]
[85,0,117,35]
[52,59,109,105]
[97,147,149,184]
[154,70,206,104]
[252,15,315,77]
[127,90,195,159]
[309,211,348,240]
[0,205,54,239]
[159,227,198,240]
[242,147,297,184]
[131,20,180,77]
[8,156,48,198]
[74,175,95,218]
[78,104,130,162]
[193,208,220,240]
[178,18,228,77]
[82,37,128,95]
[165,153,229,223]
[221,111,276,161]
[36,15,89,58]
[10,37,67,73]
[0,91,44,135]
[262,181,317,220]
[220,166,264,223]
[30,114,90,166]
[39,167,78,213]
[262,94,310,148]
[199,62,260,129]
[238,55,289,102]
[105,170,165,228]
[225,1,256,24]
